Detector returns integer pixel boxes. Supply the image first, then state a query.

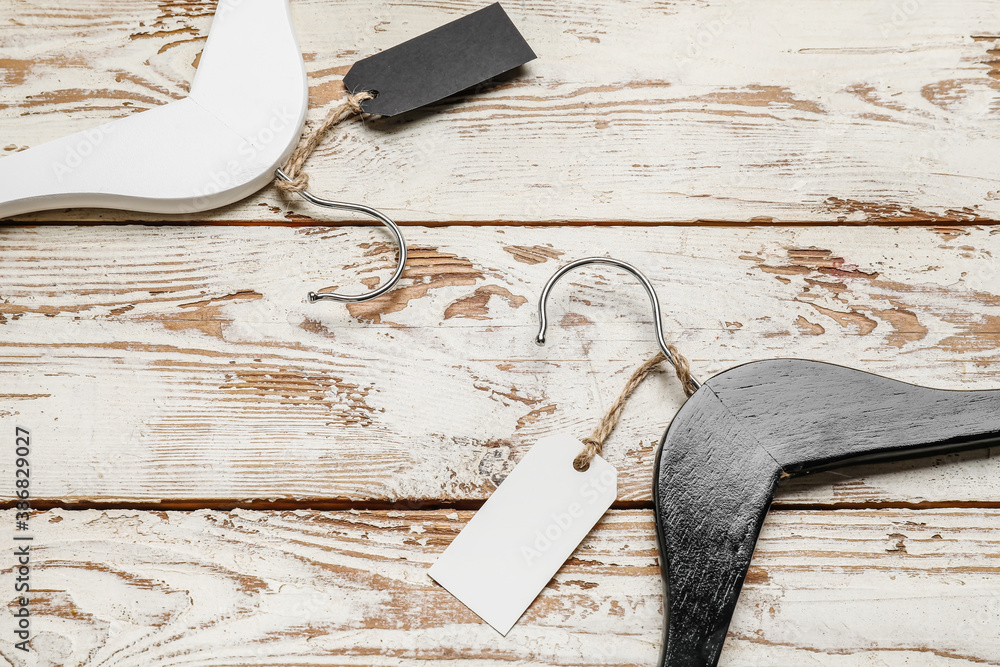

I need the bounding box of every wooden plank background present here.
[1,509,998,666]
[2,0,1000,665]
[3,0,1000,224]
[3,225,1000,508]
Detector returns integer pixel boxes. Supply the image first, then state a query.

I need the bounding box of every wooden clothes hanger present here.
[0,0,308,217]
[0,0,409,303]
[536,257,1000,667]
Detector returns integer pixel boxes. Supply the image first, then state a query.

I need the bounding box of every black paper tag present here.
[343,3,536,117]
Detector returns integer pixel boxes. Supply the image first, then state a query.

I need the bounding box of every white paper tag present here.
[428,433,617,635]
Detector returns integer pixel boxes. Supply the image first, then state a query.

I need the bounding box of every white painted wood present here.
[0,0,307,217]
[2,224,999,506]
[0,508,996,665]
[3,4,997,662]
[2,0,999,223]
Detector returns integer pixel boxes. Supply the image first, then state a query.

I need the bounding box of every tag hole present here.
[574,460,591,473]
[367,89,380,99]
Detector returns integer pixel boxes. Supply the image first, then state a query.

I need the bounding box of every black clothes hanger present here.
[655,358,1000,666]
[536,257,1000,667]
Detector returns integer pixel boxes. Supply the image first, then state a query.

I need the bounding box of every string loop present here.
[574,348,696,471]
[276,90,374,194]
[534,257,700,471]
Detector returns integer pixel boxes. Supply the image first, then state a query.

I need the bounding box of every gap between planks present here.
[4,220,1000,228]
[5,498,1000,513]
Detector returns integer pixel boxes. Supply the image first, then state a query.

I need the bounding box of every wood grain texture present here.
[2,0,1000,223]
[0,508,997,666]
[2,224,1000,507]
[4,1,1000,662]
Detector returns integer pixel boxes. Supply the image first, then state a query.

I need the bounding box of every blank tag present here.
[343,3,537,116]
[428,433,617,635]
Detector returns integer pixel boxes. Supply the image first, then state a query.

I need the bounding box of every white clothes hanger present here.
[0,0,308,218]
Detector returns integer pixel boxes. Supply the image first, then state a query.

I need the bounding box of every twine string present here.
[281,92,696,472]
[275,91,374,194]
[574,345,697,472]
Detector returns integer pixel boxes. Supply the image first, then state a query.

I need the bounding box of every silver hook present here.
[275,168,407,303]
[535,257,701,391]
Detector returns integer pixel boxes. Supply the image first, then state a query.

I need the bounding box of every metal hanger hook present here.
[535,257,701,391]
[275,168,407,304]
